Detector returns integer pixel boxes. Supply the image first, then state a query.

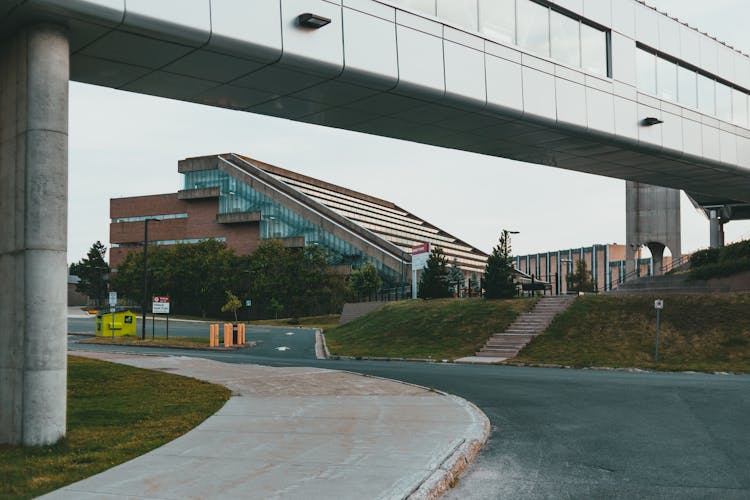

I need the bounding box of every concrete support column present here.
[625,181,681,277]
[0,24,69,446]
[709,210,725,249]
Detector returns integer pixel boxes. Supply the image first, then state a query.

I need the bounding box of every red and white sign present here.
[411,243,431,270]
[152,296,170,314]
[411,243,430,255]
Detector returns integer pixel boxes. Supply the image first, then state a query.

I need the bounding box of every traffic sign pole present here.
[654,299,664,362]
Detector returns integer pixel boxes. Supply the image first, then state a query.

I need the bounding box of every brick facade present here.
[110,193,260,268]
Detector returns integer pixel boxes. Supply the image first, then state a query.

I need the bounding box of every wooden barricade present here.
[237,323,246,345]
[223,323,233,347]
[209,324,219,347]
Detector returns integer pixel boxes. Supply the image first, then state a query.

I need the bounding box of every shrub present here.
[690,248,720,268]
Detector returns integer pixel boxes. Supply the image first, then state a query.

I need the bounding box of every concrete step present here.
[477,296,576,360]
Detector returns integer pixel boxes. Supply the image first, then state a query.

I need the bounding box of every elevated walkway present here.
[474,296,576,360]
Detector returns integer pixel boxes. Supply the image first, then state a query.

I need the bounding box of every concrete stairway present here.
[476,296,576,359]
[338,301,386,325]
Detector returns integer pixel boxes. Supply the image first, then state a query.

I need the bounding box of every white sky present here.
[67,0,750,263]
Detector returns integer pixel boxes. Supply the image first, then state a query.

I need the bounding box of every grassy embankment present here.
[513,294,750,372]
[0,356,231,500]
[325,298,534,360]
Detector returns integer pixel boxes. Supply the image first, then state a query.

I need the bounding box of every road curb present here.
[338,371,491,500]
[407,396,490,499]
[315,329,330,360]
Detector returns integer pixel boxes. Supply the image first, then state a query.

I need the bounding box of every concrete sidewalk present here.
[44,352,489,500]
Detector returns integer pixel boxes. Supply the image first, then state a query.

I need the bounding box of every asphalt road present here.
[67,318,750,499]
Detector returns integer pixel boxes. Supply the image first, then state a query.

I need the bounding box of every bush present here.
[690,248,720,268]
[719,239,750,263]
[688,257,750,281]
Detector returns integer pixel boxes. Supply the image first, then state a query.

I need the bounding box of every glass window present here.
[656,57,677,102]
[581,23,607,76]
[677,66,697,109]
[716,82,732,121]
[550,10,580,68]
[517,0,550,57]
[437,0,478,31]
[398,0,436,16]
[636,48,656,95]
[478,0,515,45]
[697,74,715,115]
[732,89,748,127]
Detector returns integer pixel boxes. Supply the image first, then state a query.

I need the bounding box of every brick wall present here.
[110,193,260,268]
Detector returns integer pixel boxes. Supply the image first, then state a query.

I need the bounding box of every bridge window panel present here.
[732,89,748,128]
[636,48,656,95]
[517,0,550,57]
[716,82,732,122]
[656,57,677,102]
[580,23,607,76]
[477,0,515,45]
[550,10,580,68]
[697,74,715,116]
[397,0,436,16]
[677,66,697,109]
[437,0,478,31]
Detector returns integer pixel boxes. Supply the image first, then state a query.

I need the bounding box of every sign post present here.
[109,291,117,338]
[152,296,171,339]
[411,243,431,299]
[654,299,664,362]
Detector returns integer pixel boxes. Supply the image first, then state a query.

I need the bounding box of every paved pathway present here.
[43,352,488,500]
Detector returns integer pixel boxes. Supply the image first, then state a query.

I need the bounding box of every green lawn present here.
[81,336,211,348]
[513,294,750,372]
[325,298,534,360]
[0,356,231,500]
[252,314,340,331]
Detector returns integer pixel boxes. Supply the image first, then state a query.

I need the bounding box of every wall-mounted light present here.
[641,117,664,126]
[298,13,331,29]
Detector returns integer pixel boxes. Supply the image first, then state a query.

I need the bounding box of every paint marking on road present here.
[276,346,291,351]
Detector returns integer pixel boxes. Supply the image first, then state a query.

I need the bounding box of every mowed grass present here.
[81,336,210,348]
[325,298,534,360]
[513,294,750,372]
[253,314,340,331]
[0,356,231,500]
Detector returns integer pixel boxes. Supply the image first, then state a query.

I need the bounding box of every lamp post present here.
[142,218,160,339]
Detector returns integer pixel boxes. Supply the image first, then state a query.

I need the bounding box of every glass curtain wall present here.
[394,0,610,77]
[636,45,749,127]
[182,169,403,282]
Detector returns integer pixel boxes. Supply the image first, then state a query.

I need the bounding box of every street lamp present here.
[142,218,160,339]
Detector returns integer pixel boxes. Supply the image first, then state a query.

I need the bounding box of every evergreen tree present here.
[567,258,595,292]
[418,247,451,298]
[69,241,110,306]
[483,231,517,299]
[448,258,465,295]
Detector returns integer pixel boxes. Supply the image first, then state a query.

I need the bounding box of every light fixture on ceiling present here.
[297,13,331,29]
[641,117,664,126]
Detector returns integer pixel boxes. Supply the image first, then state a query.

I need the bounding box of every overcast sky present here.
[67,0,750,263]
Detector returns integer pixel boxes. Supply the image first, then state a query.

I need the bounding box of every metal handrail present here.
[662,254,691,274]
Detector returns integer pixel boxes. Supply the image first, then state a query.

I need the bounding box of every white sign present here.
[152,295,170,314]
[411,243,431,271]
[109,291,117,307]
[654,299,664,310]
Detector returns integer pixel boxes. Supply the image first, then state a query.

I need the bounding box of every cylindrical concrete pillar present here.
[709,210,725,249]
[0,24,69,446]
